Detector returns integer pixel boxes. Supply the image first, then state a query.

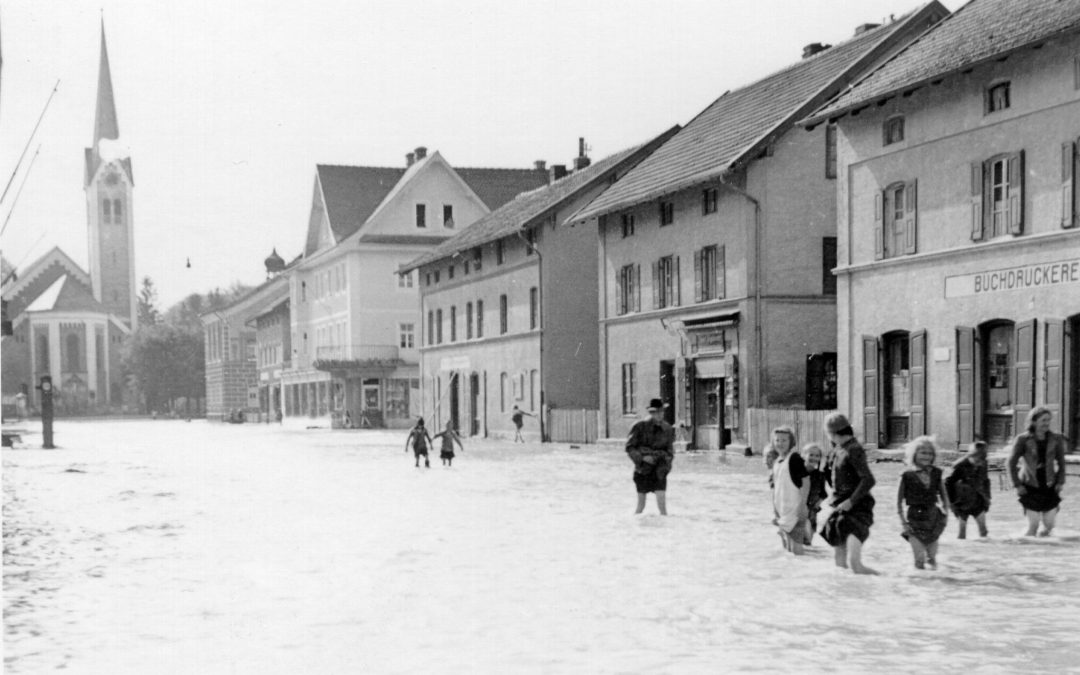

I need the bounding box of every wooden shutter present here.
[716,246,726,299]
[651,260,660,309]
[873,191,884,260]
[862,336,880,448]
[674,256,681,306]
[903,180,918,254]
[909,329,927,436]
[615,268,625,316]
[693,250,703,302]
[1044,318,1065,433]
[1063,142,1076,229]
[1012,319,1036,434]
[970,162,985,241]
[633,264,641,312]
[956,327,976,445]
[1007,151,1025,235]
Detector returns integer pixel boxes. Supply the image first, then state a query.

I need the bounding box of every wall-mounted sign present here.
[945,258,1080,298]
[440,356,470,371]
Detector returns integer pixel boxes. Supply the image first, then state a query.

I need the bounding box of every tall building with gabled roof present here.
[1,22,135,413]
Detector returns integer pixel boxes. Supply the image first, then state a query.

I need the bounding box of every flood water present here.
[4,420,1079,673]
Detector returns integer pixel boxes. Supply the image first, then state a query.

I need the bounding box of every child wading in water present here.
[432,420,464,467]
[511,405,534,443]
[897,436,950,569]
[769,426,809,555]
[821,413,877,574]
[945,441,991,538]
[405,418,433,468]
[803,443,828,546]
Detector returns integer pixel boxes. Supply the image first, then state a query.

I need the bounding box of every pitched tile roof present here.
[576,6,939,220]
[809,0,1080,122]
[26,274,109,314]
[454,167,550,211]
[316,165,407,243]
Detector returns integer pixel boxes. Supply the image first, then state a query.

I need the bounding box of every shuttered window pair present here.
[652,256,679,309]
[693,245,725,302]
[873,180,917,259]
[970,151,1024,240]
[615,264,640,316]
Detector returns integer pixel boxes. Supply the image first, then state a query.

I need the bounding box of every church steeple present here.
[93,20,120,147]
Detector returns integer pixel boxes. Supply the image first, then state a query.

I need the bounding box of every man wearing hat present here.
[626,398,675,515]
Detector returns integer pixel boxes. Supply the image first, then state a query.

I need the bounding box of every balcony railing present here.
[312,344,401,370]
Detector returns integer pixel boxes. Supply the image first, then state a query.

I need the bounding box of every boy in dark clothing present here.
[405,418,433,468]
[626,398,674,515]
[511,405,533,443]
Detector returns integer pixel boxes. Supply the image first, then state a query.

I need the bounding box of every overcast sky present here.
[1,0,956,308]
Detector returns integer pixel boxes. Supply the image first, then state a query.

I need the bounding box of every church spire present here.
[93,19,119,146]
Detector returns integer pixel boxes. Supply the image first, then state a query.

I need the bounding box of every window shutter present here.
[908,329,926,436]
[1007,150,1024,234]
[970,162,985,241]
[861,335,880,449]
[1044,318,1065,433]
[955,326,975,445]
[615,269,625,316]
[693,250,703,302]
[1012,319,1037,434]
[1063,142,1076,229]
[903,180,918,254]
[716,246,726,299]
[651,261,660,309]
[674,256,681,306]
[702,191,708,215]
[873,191,884,259]
[633,264,642,312]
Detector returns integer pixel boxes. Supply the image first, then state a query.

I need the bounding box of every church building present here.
[1,23,137,414]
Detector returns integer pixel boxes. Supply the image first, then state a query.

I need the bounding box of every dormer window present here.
[883,116,905,145]
[986,82,1010,113]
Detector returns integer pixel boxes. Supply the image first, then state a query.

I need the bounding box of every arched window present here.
[67,333,81,372]
[103,199,112,223]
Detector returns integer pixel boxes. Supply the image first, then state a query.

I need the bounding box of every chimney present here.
[406,152,415,167]
[854,23,880,36]
[573,137,591,171]
[549,164,568,183]
[534,160,547,171]
[415,146,427,160]
[802,42,831,59]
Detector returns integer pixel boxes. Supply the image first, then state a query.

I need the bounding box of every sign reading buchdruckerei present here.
[944,258,1080,298]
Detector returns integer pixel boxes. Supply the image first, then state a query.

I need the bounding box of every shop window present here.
[986,81,1010,113]
[971,152,1024,240]
[652,255,679,309]
[621,213,635,238]
[874,180,917,259]
[805,352,837,410]
[621,363,636,414]
[694,245,724,302]
[883,116,904,145]
[615,264,641,315]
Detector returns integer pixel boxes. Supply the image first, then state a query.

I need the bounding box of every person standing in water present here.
[770,426,809,555]
[626,398,674,516]
[803,443,828,546]
[511,405,534,443]
[897,436,950,569]
[433,420,464,467]
[1007,407,1067,536]
[820,413,877,574]
[405,418,433,468]
[945,441,992,539]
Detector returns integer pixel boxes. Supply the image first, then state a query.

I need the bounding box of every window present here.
[450,306,457,342]
[499,294,508,334]
[659,200,674,226]
[823,237,837,296]
[621,363,637,414]
[398,271,413,288]
[883,116,904,145]
[694,246,725,302]
[443,204,454,227]
[971,152,1024,240]
[476,299,484,338]
[427,310,434,346]
[501,372,508,412]
[448,265,455,280]
[874,181,917,259]
[113,199,123,222]
[524,228,535,255]
[473,247,483,272]
[466,302,474,339]
[416,203,427,228]
[425,273,431,286]
[529,287,539,329]
[615,264,640,315]
[301,281,307,301]
[825,123,838,179]
[436,309,443,344]
[496,239,505,265]
[434,269,440,283]
[702,188,718,215]
[652,255,679,309]
[66,334,80,371]
[986,82,1010,113]
[1065,140,1079,229]
[621,213,635,238]
[103,199,112,223]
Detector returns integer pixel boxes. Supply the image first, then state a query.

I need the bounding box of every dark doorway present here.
[449,372,460,432]
[659,360,676,425]
[1066,315,1079,451]
[979,320,1018,447]
[470,372,480,436]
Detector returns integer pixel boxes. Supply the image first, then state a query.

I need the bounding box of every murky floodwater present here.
[4,420,1079,673]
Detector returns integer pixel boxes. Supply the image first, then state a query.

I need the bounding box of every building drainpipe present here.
[517,226,546,442]
[718,181,763,412]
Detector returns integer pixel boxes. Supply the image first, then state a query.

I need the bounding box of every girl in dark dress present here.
[945,441,991,539]
[802,443,828,545]
[1007,406,1067,536]
[432,420,464,467]
[897,436,950,569]
[821,413,877,575]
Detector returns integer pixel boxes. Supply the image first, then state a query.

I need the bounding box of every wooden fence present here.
[549,408,599,443]
[745,408,838,456]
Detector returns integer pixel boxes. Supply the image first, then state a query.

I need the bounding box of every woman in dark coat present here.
[1007,406,1067,536]
[626,398,674,515]
[945,440,991,538]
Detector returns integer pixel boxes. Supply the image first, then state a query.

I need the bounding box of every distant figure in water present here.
[433,420,464,467]
[820,412,877,575]
[803,443,828,546]
[1007,406,1067,537]
[769,426,809,555]
[405,418,433,468]
[511,405,533,443]
[945,441,991,539]
[626,398,674,516]
[897,436,950,569]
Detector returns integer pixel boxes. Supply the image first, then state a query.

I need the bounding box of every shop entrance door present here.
[693,377,724,450]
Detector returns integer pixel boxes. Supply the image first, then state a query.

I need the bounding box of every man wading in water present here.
[626,398,674,515]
